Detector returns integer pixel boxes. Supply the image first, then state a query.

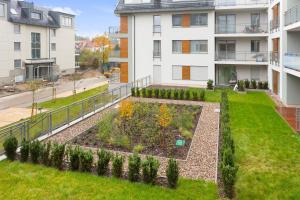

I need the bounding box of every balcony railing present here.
[270,52,280,66]
[109,26,121,35]
[215,0,268,7]
[216,51,268,62]
[215,23,268,34]
[285,4,300,26]
[270,18,280,32]
[284,53,300,72]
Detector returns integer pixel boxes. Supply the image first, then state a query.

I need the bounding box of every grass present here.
[228,91,300,199]
[0,161,218,200]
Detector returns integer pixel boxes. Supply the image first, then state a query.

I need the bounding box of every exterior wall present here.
[133,11,215,87]
[286,74,300,105]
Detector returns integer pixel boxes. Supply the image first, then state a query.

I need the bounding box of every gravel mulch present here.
[46,97,220,182]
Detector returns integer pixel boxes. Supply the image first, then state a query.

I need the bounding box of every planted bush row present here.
[131,87,206,101]
[3,138,179,188]
[240,80,268,91]
[220,91,238,199]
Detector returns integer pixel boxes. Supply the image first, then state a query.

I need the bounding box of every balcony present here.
[284,53,300,72]
[215,23,268,36]
[108,26,128,38]
[109,50,128,62]
[270,18,280,32]
[270,52,280,66]
[215,51,268,64]
[285,4,300,31]
[215,0,268,8]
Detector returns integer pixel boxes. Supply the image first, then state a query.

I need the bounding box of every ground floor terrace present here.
[1,88,300,199]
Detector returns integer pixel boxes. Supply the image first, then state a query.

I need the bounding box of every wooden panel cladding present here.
[182,66,191,80]
[182,15,190,27]
[272,70,279,95]
[273,38,280,52]
[120,38,128,58]
[182,40,190,54]
[120,16,128,33]
[120,62,128,83]
[273,3,280,18]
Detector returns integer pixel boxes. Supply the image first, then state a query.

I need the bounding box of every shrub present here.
[199,90,205,101]
[40,142,51,166]
[20,139,30,162]
[131,88,136,97]
[192,91,198,101]
[112,154,125,178]
[221,163,238,198]
[69,146,81,171]
[147,88,153,98]
[167,89,172,99]
[244,79,250,89]
[207,80,214,90]
[158,104,172,128]
[160,89,166,99]
[80,150,94,172]
[263,81,269,90]
[166,158,179,188]
[97,149,112,176]
[182,129,193,140]
[185,90,191,100]
[97,111,117,143]
[142,156,160,184]
[136,87,140,97]
[237,80,245,91]
[51,143,65,170]
[3,136,18,161]
[251,80,257,89]
[133,144,144,153]
[30,140,41,163]
[173,89,179,100]
[128,153,141,182]
[154,88,160,98]
[258,81,263,89]
[179,89,185,100]
[142,88,146,97]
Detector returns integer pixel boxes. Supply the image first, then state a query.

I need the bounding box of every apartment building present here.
[0,0,75,85]
[109,0,300,106]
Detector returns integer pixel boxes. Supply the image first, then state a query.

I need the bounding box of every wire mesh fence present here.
[0,76,151,155]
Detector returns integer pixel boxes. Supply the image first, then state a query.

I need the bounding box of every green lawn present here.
[229,92,300,199]
[0,161,218,200]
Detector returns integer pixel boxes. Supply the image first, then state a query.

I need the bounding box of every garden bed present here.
[69,101,202,160]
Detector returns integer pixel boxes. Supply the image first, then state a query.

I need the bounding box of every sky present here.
[33,0,118,38]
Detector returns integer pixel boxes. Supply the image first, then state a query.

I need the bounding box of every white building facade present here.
[110,0,300,106]
[0,0,75,85]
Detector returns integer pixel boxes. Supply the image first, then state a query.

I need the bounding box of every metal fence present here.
[285,4,300,26]
[0,76,151,155]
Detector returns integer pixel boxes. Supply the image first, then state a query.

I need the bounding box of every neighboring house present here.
[109,0,300,106]
[0,0,75,85]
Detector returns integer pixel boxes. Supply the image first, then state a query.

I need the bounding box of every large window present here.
[172,65,208,81]
[0,3,4,17]
[172,66,182,80]
[31,33,41,59]
[251,13,260,26]
[191,14,208,26]
[14,42,21,51]
[172,40,182,53]
[251,40,260,52]
[31,12,41,20]
[62,16,73,27]
[172,15,182,27]
[14,59,21,69]
[191,40,208,53]
[153,15,161,33]
[153,40,161,57]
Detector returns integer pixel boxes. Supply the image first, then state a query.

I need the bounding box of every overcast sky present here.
[33,0,119,38]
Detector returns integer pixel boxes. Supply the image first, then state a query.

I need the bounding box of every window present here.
[51,29,56,37]
[14,59,21,69]
[14,24,20,34]
[172,40,182,53]
[51,43,56,51]
[251,40,260,52]
[153,15,161,33]
[0,3,5,17]
[172,66,182,80]
[31,12,41,20]
[251,67,260,81]
[52,57,56,64]
[251,13,260,26]
[172,15,182,27]
[191,14,208,26]
[153,40,161,57]
[31,33,41,59]
[14,42,21,51]
[191,40,208,53]
[190,66,208,81]
[62,16,73,27]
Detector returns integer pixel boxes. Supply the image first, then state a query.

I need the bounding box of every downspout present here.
[134,15,136,83]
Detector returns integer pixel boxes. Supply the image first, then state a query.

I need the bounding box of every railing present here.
[270,18,280,32]
[216,51,268,62]
[283,53,300,72]
[215,23,268,34]
[215,0,268,6]
[285,4,300,26]
[270,52,280,66]
[0,76,151,155]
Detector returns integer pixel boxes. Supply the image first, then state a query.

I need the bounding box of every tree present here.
[29,80,42,118]
[70,73,82,95]
[92,35,112,71]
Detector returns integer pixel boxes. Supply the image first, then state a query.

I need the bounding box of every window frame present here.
[62,16,73,27]
[14,24,21,34]
[190,13,208,26]
[14,42,21,51]
[251,40,260,52]
[31,32,41,59]
[172,40,182,54]
[190,66,208,81]
[190,40,208,54]
[172,65,183,80]
[14,59,22,69]
[0,3,5,17]
[51,43,56,51]
[153,40,161,58]
[31,12,42,20]
[172,15,183,27]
